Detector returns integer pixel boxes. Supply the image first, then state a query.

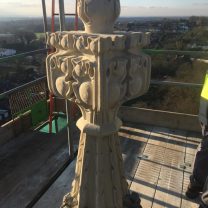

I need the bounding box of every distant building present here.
[187,43,208,50]
[0,48,16,57]
[0,109,9,121]
[178,23,189,32]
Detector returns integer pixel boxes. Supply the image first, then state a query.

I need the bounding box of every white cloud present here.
[0,1,208,17]
[0,0,77,17]
[192,2,208,6]
[121,5,208,16]
[0,1,42,17]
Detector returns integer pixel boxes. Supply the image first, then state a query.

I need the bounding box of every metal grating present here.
[9,80,47,118]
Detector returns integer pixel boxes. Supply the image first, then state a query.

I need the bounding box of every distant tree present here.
[176,40,184,50]
[24,31,36,45]
[15,30,36,45]
[30,39,44,50]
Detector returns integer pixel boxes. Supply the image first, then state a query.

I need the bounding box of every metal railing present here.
[0,76,47,100]
[0,48,48,99]
[143,49,208,59]
[0,47,207,120]
[0,48,48,63]
[151,80,203,88]
[0,49,48,124]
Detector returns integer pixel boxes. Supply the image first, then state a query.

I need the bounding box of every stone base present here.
[123,191,142,208]
[61,191,142,208]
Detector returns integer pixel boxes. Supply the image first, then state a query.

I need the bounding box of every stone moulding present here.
[46,31,151,104]
[46,30,151,208]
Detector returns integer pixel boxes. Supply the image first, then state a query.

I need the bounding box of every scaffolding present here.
[41,0,79,159]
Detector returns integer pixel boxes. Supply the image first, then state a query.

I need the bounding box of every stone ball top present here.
[77,0,120,34]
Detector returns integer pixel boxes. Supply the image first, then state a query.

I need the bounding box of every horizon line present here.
[0,15,208,19]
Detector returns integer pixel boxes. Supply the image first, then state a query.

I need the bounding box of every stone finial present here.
[46,2,151,207]
[77,0,120,34]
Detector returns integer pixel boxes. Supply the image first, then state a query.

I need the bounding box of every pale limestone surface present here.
[77,0,120,33]
[46,0,151,207]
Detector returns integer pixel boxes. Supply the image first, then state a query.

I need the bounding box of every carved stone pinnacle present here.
[46,0,151,207]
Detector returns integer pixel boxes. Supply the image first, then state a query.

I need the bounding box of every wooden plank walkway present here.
[0,122,79,208]
[33,122,201,208]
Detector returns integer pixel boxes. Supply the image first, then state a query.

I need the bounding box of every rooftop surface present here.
[2,122,199,208]
[0,121,79,208]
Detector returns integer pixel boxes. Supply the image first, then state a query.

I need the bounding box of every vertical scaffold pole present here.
[41,0,76,157]
[65,100,74,159]
[48,0,56,134]
[59,0,66,31]
[51,0,55,32]
[58,0,74,159]
[41,0,48,36]
[75,0,78,31]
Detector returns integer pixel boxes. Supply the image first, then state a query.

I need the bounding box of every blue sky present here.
[0,0,208,17]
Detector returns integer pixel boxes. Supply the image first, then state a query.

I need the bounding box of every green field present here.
[35,33,45,39]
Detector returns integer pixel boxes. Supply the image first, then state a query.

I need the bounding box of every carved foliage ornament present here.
[47,32,151,115]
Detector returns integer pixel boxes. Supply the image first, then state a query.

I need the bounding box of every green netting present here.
[39,116,67,134]
[9,80,47,118]
[31,100,48,127]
